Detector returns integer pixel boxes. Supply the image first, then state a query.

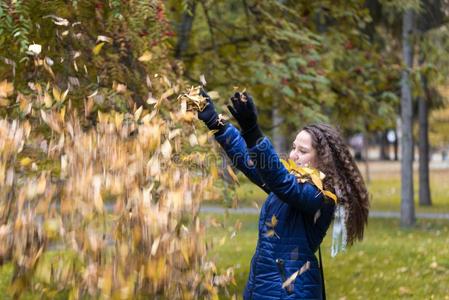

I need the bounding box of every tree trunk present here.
[418,71,432,206]
[400,9,416,227]
[175,1,197,59]
[379,130,390,160]
[272,104,286,156]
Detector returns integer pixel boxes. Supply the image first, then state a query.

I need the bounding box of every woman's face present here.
[289,130,317,168]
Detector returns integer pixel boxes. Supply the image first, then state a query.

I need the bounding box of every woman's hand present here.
[227,92,263,147]
[197,89,226,131]
[227,92,259,134]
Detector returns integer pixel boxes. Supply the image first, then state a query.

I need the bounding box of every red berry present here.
[345,41,354,50]
[307,60,317,67]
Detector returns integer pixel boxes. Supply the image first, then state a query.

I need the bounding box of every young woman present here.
[198,90,369,299]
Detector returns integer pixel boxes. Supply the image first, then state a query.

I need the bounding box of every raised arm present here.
[196,89,269,194]
[214,124,270,194]
[228,92,324,215]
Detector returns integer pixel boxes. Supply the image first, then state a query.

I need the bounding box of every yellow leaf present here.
[310,173,323,190]
[288,159,298,170]
[92,42,105,55]
[114,112,124,129]
[0,98,9,107]
[280,159,290,170]
[138,51,153,62]
[271,215,278,227]
[160,88,174,100]
[134,106,143,121]
[53,86,61,102]
[210,163,218,180]
[282,261,310,289]
[301,166,314,175]
[323,190,338,202]
[20,157,32,167]
[115,83,127,93]
[161,139,172,159]
[226,165,239,184]
[0,80,14,98]
[44,91,53,108]
[61,88,69,102]
[18,94,32,115]
[60,106,66,121]
[181,244,190,264]
[265,230,275,238]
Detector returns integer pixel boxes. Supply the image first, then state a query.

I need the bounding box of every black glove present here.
[197,89,228,134]
[227,92,263,148]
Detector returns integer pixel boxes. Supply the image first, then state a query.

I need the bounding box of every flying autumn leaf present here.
[0,80,14,98]
[138,51,153,62]
[226,165,239,185]
[282,261,311,289]
[92,42,105,55]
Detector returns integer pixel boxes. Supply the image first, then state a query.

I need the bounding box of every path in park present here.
[200,205,449,220]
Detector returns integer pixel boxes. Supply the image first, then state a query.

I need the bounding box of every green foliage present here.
[168,0,401,139]
[0,0,175,130]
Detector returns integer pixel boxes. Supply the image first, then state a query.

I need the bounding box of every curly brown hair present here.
[302,123,370,246]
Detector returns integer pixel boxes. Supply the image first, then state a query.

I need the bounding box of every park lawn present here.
[228,167,449,214]
[205,213,449,300]
[1,213,448,299]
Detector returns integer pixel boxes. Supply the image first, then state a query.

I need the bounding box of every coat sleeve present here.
[214,124,270,194]
[247,136,324,214]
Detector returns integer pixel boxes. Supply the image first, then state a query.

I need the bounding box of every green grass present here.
[222,166,449,214]
[2,214,449,299]
[205,213,449,300]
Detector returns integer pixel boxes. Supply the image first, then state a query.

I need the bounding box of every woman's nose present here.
[289,151,296,161]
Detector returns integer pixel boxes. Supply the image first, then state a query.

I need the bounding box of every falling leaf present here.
[226,166,239,185]
[43,91,53,108]
[314,209,321,224]
[96,35,113,44]
[28,44,42,55]
[282,261,310,289]
[92,42,105,55]
[53,86,62,102]
[200,74,207,86]
[160,88,174,100]
[207,91,219,99]
[138,51,153,62]
[151,237,160,256]
[114,113,124,129]
[134,106,143,121]
[115,83,127,93]
[20,157,32,167]
[264,230,277,238]
[189,134,198,146]
[0,80,14,98]
[161,140,172,159]
[210,164,218,179]
[146,75,152,88]
[177,86,208,112]
[44,15,69,26]
[266,215,278,227]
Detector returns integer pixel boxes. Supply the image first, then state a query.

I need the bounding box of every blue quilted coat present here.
[215,124,336,300]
